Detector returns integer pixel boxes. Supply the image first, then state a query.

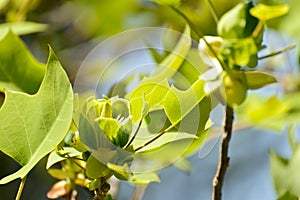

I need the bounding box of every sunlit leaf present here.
[127,25,191,101]
[173,158,191,174]
[0,31,45,94]
[46,147,82,169]
[48,169,76,180]
[236,94,300,131]
[236,95,286,129]
[250,3,289,21]
[107,163,130,180]
[217,2,258,38]
[164,78,206,125]
[129,173,160,184]
[0,48,73,184]
[98,118,121,144]
[173,49,208,89]
[245,71,277,89]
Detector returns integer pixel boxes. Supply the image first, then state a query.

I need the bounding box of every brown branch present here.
[212,105,234,200]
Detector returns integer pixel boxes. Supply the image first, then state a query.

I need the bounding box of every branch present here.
[212,105,234,200]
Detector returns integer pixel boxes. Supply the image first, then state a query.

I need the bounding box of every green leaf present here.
[98,118,121,144]
[86,155,111,179]
[236,94,300,131]
[127,26,191,123]
[0,31,45,94]
[270,147,300,197]
[129,80,170,122]
[107,163,130,180]
[0,22,48,40]
[88,179,101,191]
[172,49,207,89]
[48,169,76,180]
[46,147,82,169]
[250,4,289,21]
[173,158,191,174]
[129,173,160,184]
[127,25,191,100]
[277,191,298,200]
[0,47,73,184]
[164,78,206,125]
[245,71,277,89]
[217,2,258,38]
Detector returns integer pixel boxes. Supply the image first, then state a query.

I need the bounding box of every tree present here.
[0,0,299,200]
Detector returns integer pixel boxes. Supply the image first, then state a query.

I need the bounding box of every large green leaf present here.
[127,26,191,102]
[0,47,73,184]
[0,31,45,94]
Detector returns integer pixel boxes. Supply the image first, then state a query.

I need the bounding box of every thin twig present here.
[206,0,219,23]
[212,105,234,200]
[258,44,296,60]
[15,175,27,200]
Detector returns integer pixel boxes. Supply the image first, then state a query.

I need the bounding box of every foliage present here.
[0,0,299,200]
[270,127,300,200]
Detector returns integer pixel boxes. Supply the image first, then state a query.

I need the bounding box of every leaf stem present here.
[211,105,234,200]
[169,5,229,71]
[258,44,296,60]
[125,117,143,149]
[15,175,27,200]
[16,0,31,22]
[206,0,219,23]
[252,20,265,38]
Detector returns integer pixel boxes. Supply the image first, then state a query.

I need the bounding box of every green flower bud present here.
[222,71,247,107]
